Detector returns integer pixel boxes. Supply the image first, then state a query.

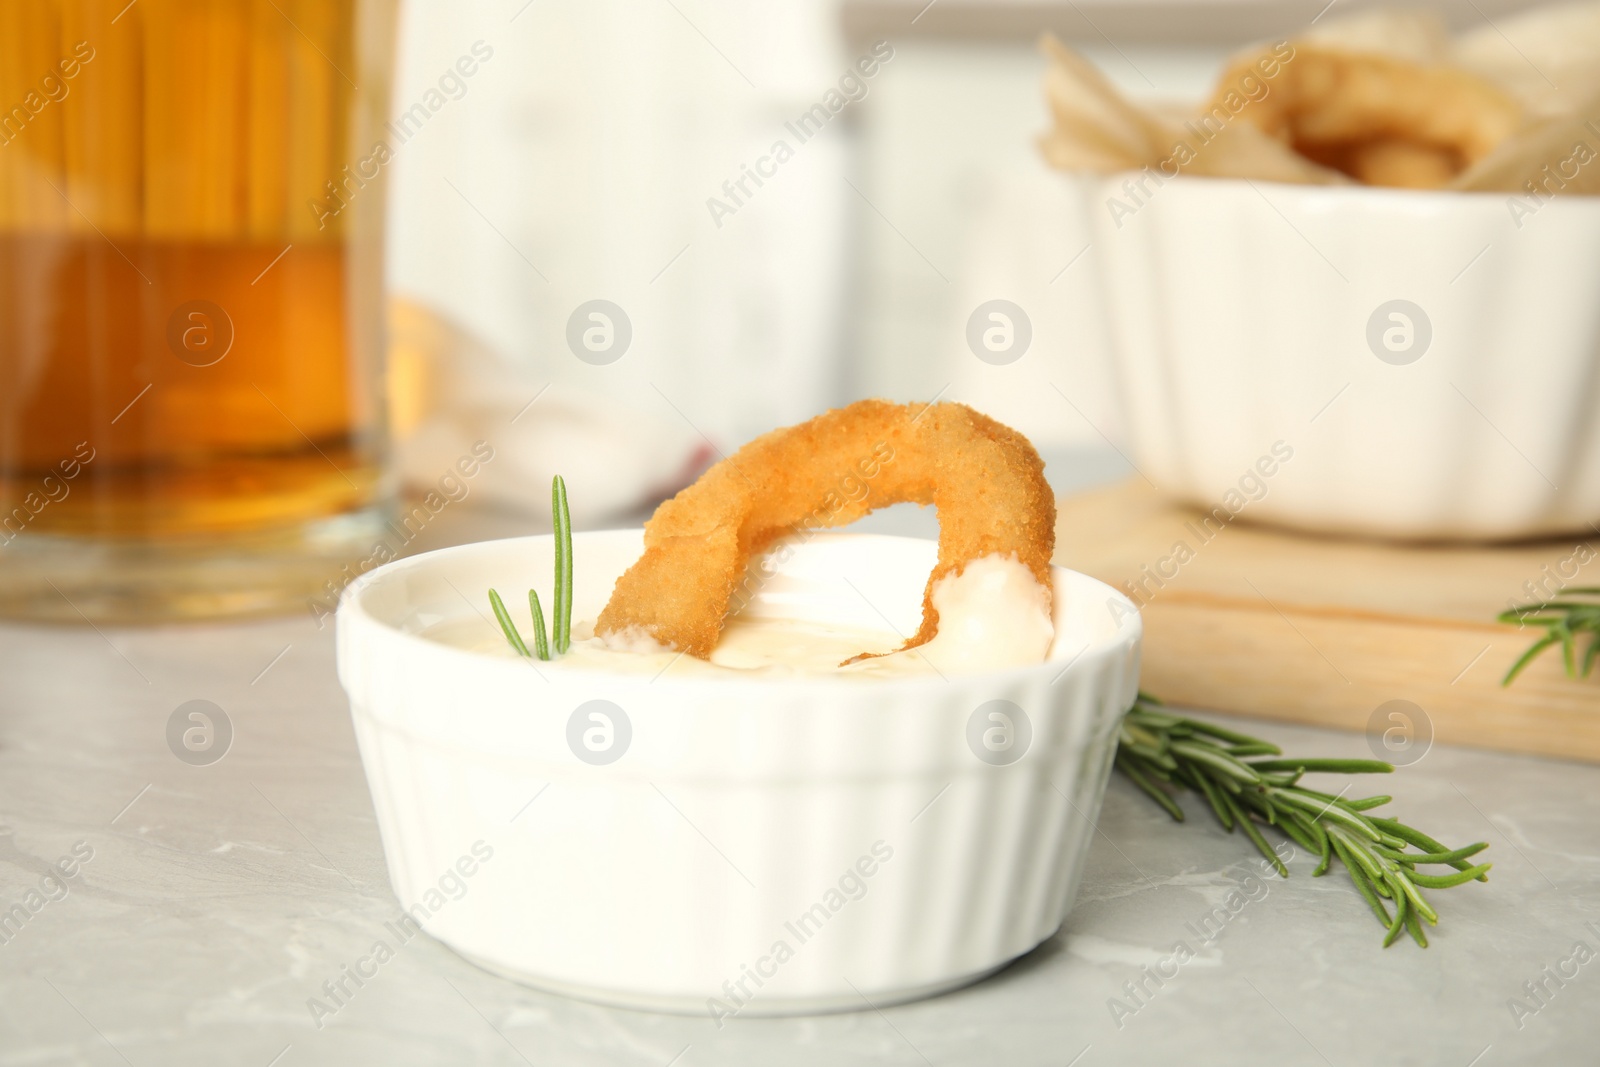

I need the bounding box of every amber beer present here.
[0,0,396,620]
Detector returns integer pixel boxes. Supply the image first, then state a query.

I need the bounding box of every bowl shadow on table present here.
[976,928,1073,987]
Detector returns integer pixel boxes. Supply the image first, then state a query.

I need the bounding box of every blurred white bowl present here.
[1094,175,1600,541]
[336,530,1141,1015]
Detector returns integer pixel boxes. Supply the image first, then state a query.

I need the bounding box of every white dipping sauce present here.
[425,554,1054,679]
[853,553,1055,676]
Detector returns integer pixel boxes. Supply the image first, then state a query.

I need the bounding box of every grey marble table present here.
[3,496,1598,1066]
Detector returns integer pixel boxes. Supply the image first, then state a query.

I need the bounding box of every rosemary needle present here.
[488,589,531,658]
[529,589,551,661]
[552,475,572,654]
[1114,694,1490,948]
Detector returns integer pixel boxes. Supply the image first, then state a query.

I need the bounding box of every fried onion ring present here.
[596,400,1056,660]
[1213,45,1521,186]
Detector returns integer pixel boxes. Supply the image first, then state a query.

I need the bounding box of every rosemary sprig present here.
[1116,694,1489,948]
[489,475,573,661]
[1497,587,1600,685]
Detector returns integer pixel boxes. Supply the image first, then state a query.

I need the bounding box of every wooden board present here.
[1053,480,1600,762]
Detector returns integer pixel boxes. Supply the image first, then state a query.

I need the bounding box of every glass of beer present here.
[0,0,398,621]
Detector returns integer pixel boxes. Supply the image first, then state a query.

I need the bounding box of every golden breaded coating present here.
[596,400,1056,660]
[1212,45,1521,186]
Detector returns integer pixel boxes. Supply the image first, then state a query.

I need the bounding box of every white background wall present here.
[845,41,1228,454]
[386,0,852,453]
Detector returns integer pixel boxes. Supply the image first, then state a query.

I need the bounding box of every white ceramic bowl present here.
[336,530,1141,1016]
[1094,175,1600,541]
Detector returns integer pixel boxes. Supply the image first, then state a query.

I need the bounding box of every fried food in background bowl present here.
[1044,4,1600,540]
[1042,4,1600,194]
